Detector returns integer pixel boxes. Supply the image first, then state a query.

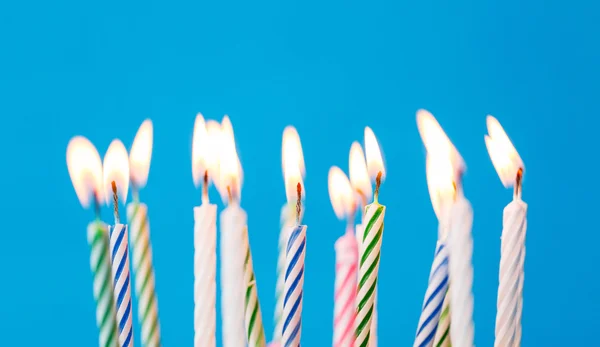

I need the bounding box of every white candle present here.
[485,115,527,347]
[447,193,475,347]
[191,114,222,347]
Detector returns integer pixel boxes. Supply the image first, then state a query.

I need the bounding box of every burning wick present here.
[374,171,382,202]
[296,182,302,225]
[514,168,523,199]
[111,181,121,224]
[202,170,209,203]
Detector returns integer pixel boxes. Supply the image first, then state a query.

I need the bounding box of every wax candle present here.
[355,127,386,347]
[273,126,306,344]
[416,110,471,347]
[485,115,527,347]
[67,136,119,347]
[283,183,308,347]
[243,226,267,347]
[127,120,161,347]
[328,166,358,347]
[217,116,264,347]
[413,155,453,347]
[191,114,221,347]
[104,139,134,347]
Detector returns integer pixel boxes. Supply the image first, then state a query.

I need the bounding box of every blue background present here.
[0,0,598,345]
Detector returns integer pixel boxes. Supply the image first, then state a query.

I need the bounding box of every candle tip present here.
[111,181,121,224]
[374,171,382,202]
[202,170,209,204]
[514,167,523,199]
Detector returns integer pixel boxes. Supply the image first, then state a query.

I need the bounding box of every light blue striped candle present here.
[282,224,307,347]
[414,242,450,347]
[110,223,134,347]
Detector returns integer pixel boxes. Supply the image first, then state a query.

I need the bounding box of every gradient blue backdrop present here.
[0,0,598,345]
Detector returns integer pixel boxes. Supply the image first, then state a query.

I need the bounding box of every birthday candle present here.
[191,114,221,347]
[127,120,161,347]
[273,126,306,344]
[104,139,134,347]
[67,137,119,347]
[485,115,527,347]
[217,116,253,347]
[328,166,358,347]
[282,183,307,347]
[355,127,386,347]
[243,226,267,347]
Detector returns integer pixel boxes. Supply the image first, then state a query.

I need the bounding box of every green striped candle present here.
[243,227,267,347]
[355,174,385,347]
[127,202,161,347]
[88,221,120,347]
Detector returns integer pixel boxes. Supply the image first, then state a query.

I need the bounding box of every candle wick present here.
[93,192,101,222]
[202,170,209,204]
[296,182,302,224]
[514,167,523,200]
[227,185,233,205]
[374,171,382,203]
[132,187,140,204]
[111,181,121,224]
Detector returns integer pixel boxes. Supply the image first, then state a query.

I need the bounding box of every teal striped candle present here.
[87,221,120,347]
[127,202,161,347]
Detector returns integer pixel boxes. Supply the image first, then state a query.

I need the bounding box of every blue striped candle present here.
[110,223,134,347]
[414,242,450,347]
[282,224,307,347]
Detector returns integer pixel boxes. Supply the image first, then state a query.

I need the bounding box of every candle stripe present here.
[433,290,451,347]
[109,224,134,347]
[414,242,449,347]
[194,205,217,347]
[355,204,385,347]
[243,228,267,347]
[128,203,161,347]
[88,223,120,347]
[282,225,307,347]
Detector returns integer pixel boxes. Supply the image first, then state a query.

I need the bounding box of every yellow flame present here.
[129,119,153,189]
[364,127,386,181]
[192,114,222,187]
[328,166,355,220]
[103,139,130,204]
[349,141,372,203]
[66,136,103,208]
[416,109,465,174]
[282,126,306,203]
[217,115,243,202]
[426,155,455,220]
[485,115,524,188]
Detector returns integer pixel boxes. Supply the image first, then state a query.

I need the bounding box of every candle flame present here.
[129,119,153,189]
[103,139,130,204]
[416,109,466,175]
[282,126,306,203]
[66,136,103,208]
[217,115,243,202]
[364,127,386,181]
[328,166,355,220]
[426,155,455,219]
[349,141,372,203]
[485,115,524,188]
[192,114,222,187]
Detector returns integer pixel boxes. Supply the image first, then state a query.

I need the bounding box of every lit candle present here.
[417,110,474,347]
[127,119,161,347]
[328,166,358,347]
[272,126,306,345]
[355,127,386,347]
[282,182,307,347]
[485,115,526,347]
[217,116,266,347]
[67,136,119,347]
[191,114,222,347]
[349,138,376,347]
[103,139,134,347]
